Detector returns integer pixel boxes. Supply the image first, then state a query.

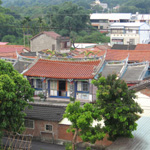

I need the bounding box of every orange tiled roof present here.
[0,45,25,53]
[106,49,150,62]
[0,42,8,45]
[0,45,25,58]
[135,44,150,50]
[24,59,100,79]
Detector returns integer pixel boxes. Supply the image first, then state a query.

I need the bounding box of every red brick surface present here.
[26,120,112,146]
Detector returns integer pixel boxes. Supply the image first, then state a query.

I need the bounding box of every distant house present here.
[30,31,71,53]
[110,22,150,46]
[90,13,131,30]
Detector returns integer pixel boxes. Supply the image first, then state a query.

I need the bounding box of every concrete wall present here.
[110,33,140,46]
[139,23,150,44]
[30,33,57,52]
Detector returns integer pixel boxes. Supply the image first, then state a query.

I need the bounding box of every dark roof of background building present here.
[21,51,44,57]
[13,60,32,73]
[102,63,125,77]
[121,64,147,82]
[111,44,136,50]
[24,104,66,122]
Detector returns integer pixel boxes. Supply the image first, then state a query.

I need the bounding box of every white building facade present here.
[110,22,150,46]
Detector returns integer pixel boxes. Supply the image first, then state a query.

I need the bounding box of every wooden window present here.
[77,81,89,92]
[50,80,57,96]
[24,119,34,129]
[36,79,42,89]
[45,125,53,131]
[77,81,82,91]
[82,81,89,92]
[50,80,57,90]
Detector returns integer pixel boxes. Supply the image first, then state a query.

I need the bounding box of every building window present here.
[24,119,34,129]
[45,125,53,131]
[50,80,57,90]
[100,26,103,29]
[129,39,135,45]
[36,79,42,89]
[82,81,89,92]
[77,81,89,92]
[52,44,55,51]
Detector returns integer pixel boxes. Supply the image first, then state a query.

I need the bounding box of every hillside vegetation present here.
[2,0,150,17]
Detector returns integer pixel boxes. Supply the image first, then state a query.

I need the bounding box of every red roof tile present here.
[135,44,150,50]
[106,49,150,62]
[0,45,25,58]
[24,59,100,79]
[0,45,25,53]
[0,42,8,45]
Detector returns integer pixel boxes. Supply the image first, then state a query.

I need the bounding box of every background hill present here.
[2,0,150,17]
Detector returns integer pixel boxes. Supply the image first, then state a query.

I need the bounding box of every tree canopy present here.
[92,74,143,141]
[64,101,105,150]
[0,60,34,136]
[50,2,91,36]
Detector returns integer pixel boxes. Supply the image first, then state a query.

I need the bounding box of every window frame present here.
[36,79,42,89]
[82,81,89,92]
[77,81,89,92]
[45,124,53,132]
[24,119,34,129]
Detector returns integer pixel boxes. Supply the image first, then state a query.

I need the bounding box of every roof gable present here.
[30,31,61,40]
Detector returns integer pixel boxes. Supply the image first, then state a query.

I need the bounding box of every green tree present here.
[50,2,90,36]
[64,101,105,150]
[92,74,143,141]
[2,35,16,43]
[91,4,103,13]
[76,32,110,43]
[0,60,34,139]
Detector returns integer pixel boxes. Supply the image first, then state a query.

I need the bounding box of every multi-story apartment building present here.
[110,22,150,46]
[90,13,132,30]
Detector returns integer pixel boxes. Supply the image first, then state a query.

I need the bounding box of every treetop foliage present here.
[92,74,143,141]
[0,60,34,134]
[63,101,105,144]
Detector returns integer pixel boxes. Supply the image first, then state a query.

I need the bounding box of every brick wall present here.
[25,119,112,147]
[25,120,59,142]
[58,124,112,147]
